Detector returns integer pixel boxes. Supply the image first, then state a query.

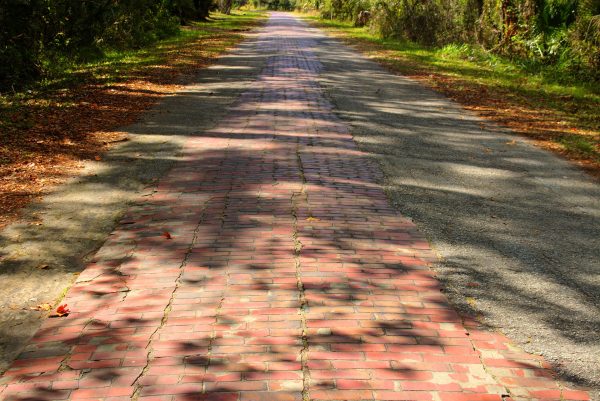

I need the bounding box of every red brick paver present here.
[0,13,590,401]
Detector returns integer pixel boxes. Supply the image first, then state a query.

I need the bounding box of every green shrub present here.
[301,0,598,80]
[0,0,214,90]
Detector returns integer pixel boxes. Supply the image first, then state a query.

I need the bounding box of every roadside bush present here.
[571,0,600,74]
[0,0,215,91]
[301,0,599,80]
[317,0,369,20]
[369,0,463,45]
[0,0,42,88]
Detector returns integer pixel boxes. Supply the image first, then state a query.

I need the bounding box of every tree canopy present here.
[296,0,600,77]
[0,0,215,90]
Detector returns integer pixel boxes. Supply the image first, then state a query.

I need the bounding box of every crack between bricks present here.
[462,317,568,400]
[203,136,236,393]
[74,233,138,284]
[459,315,513,399]
[54,318,98,377]
[73,273,104,285]
[42,242,138,382]
[130,199,210,400]
[202,270,230,392]
[114,269,132,303]
[558,379,568,401]
[107,242,138,304]
[19,237,141,384]
[292,138,311,401]
[76,237,138,302]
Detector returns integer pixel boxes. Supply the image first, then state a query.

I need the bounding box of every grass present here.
[0,10,267,228]
[5,12,265,95]
[0,11,266,131]
[300,14,600,176]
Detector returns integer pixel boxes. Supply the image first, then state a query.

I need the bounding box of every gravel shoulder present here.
[306,20,600,400]
[0,31,268,373]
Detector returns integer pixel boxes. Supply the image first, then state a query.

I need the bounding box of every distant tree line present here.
[296,0,600,78]
[247,0,295,9]
[0,0,219,90]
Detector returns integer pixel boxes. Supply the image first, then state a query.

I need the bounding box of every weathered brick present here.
[0,12,589,401]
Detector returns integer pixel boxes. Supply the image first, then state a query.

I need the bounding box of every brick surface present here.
[0,12,590,401]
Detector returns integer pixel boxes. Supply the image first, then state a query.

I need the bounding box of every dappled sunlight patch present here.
[303,16,600,180]
[0,13,593,401]
[0,12,267,229]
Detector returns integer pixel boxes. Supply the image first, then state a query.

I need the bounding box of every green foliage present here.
[165,0,217,17]
[254,0,295,10]
[319,0,369,19]
[0,0,216,90]
[300,0,599,79]
[571,0,600,69]
[369,0,467,44]
[559,134,598,157]
[0,0,42,87]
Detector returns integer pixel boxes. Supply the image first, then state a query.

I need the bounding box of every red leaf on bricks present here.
[163,231,172,239]
[50,304,70,317]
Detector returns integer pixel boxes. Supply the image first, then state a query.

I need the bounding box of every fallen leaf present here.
[306,217,320,222]
[94,155,102,161]
[56,304,69,314]
[50,304,70,317]
[30,303,52,311]
[163,231,172,239]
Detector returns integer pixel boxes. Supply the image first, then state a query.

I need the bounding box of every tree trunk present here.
[220,0,233,14]
[194,0,211,20]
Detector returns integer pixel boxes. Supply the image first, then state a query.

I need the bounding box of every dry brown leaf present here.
[30,303,52,311]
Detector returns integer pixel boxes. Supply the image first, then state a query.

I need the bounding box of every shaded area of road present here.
[0,29,268,373]
[310,20,600,399]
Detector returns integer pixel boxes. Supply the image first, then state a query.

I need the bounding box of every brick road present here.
[0,13,590,401]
